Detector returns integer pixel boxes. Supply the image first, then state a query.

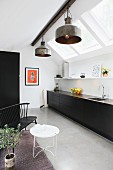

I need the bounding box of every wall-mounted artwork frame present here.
[25,67,39,86]
[92,64,101,77]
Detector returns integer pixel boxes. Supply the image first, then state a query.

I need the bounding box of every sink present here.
[88,97,107,101]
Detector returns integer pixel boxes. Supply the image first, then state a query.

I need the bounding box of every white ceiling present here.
[0,0,66,51]
[1,0,112,63]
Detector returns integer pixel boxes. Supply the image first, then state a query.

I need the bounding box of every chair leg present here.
[13,148,14,153]
[25,127,26,130]
[35,120,37,124]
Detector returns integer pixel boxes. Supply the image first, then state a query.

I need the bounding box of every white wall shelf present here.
[54,77,113,80]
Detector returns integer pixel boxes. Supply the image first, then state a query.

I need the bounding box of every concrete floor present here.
[28,107,113,170]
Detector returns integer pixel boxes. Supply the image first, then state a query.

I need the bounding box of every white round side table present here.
[30,124,59,158]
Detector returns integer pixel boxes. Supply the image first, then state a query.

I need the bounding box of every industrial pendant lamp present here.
[35,36,51,57]
[55,7,81,44]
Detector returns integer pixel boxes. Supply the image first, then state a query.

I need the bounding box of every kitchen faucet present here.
[99,84,106,99]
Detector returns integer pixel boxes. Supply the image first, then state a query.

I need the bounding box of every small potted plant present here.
[102,67,111,77]
[0,124,21,170]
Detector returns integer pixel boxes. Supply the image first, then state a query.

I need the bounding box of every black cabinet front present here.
[82,99,101,130]
[100,104,113,141]
[47,91,59,110]
[47,91,113,142]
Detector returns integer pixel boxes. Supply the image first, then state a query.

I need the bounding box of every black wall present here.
[0,51,20,108]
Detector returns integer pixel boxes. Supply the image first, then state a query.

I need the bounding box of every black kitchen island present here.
[47,90,113,142]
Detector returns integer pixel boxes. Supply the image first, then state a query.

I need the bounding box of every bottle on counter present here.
[54,83,59,92]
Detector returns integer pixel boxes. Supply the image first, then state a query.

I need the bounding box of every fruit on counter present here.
[70,88,75,93]
[70,88,82,95]
[75,88,82,94]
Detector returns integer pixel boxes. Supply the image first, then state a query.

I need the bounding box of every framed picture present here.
[25,67,39,86]
[92,64,101,77]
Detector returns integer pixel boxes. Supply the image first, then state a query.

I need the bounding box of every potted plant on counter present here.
[102,67,111,77]
[0,124,21,170]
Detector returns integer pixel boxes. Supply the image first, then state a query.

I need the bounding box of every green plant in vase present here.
[0,124,21,170]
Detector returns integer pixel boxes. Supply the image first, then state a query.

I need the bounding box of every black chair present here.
[0,103,37,130]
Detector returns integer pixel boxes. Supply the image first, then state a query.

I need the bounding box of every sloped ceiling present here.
[46,0,113,63]
[1,0,111,64]
[0,0,66,51]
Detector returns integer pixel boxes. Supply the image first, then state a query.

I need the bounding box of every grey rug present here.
[0,131,55,170]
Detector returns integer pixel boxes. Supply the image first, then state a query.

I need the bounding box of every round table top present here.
[30,124,59,138]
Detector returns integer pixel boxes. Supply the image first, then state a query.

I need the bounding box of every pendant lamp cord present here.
[64,7,72,19]
[42,36,44,42]
[67,8,69,18]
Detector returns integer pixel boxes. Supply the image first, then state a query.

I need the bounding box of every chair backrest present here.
[19,103,29,118]
[0,103,30,128]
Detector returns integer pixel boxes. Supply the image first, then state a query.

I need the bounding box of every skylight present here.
[71,20,101,54]
[48,0,113,61]
[48,39,78,60]
[90,0,113,45]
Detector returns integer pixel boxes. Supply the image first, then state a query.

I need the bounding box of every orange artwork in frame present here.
[25,67,39,86]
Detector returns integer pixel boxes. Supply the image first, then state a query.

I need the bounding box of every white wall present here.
[59,53,113,99]
[20,45,58,108]
[19,45,113,108]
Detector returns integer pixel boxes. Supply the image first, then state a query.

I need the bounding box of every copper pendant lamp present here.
[35,36,51,57]
[55,8,81,44]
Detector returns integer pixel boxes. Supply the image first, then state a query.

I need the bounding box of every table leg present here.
[54,134,57,156]
[33,134,58,158]
[33,136,35,158]
[33,136,45,158]
[45,134,57,156]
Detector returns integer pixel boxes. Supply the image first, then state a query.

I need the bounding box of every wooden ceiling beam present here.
[31,0,76,46]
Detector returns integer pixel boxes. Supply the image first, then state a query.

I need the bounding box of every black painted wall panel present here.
[0,51,20,108]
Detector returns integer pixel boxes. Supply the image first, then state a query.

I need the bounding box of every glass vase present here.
[103,73,108,77]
